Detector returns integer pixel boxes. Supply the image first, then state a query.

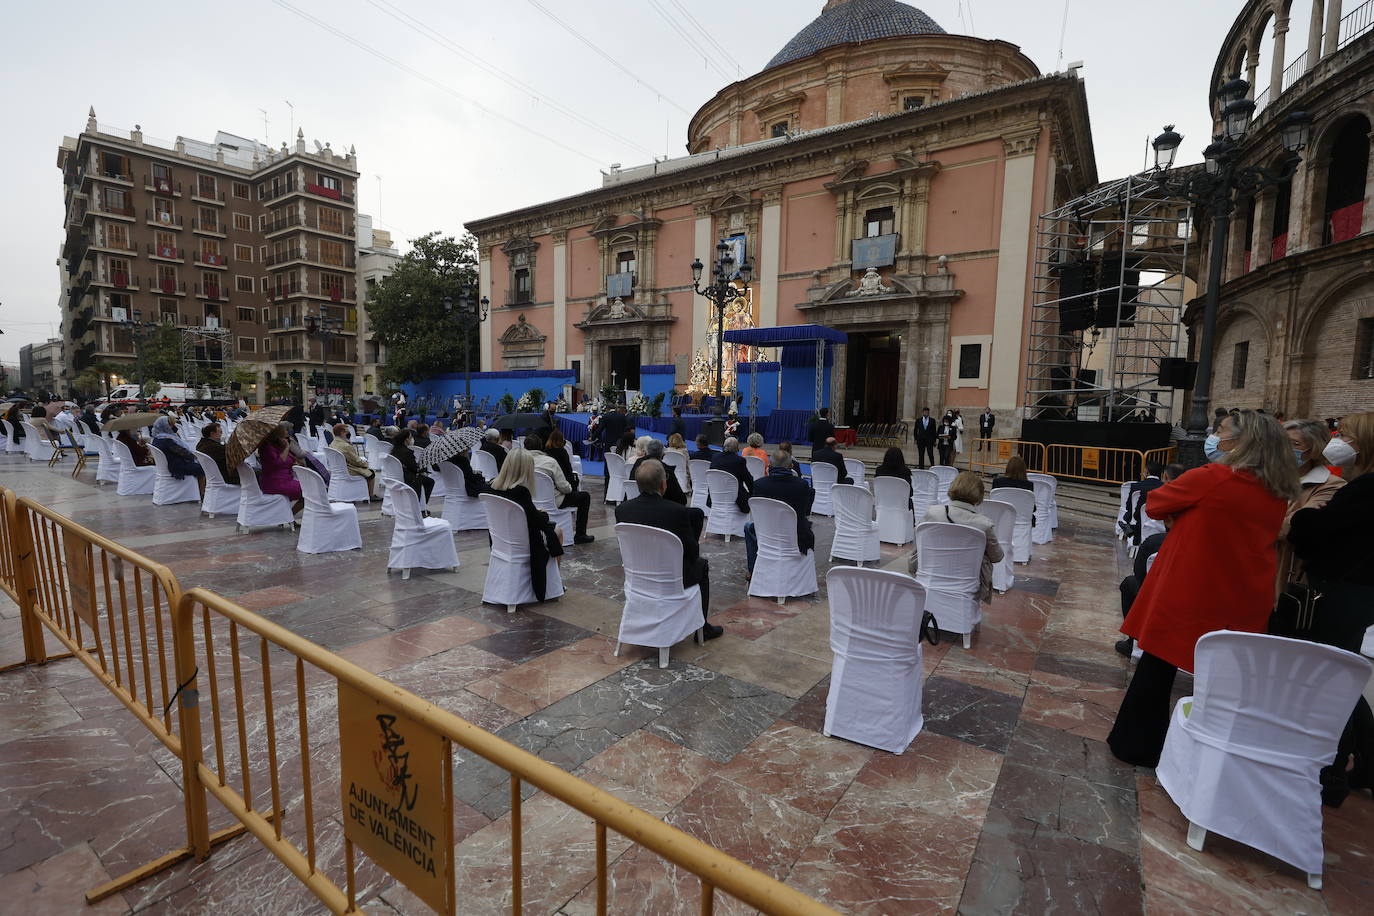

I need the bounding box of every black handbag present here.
[1269,580,1323,640]
[919,610,941,646]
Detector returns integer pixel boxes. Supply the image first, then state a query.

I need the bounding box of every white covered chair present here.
[1156,631,1372,890]
[470,448,499,481]
[830,483,881,566]
[533,471,574,545]
[810,461,839,516]
[873,476,914,545]
[110,438,156,496]
[294,466,362,554]
[1030,477,1055,545]
[1,419,22,454]
[1028,472,1059,529]
[705,469,749,540]
[92,433,122,485]
[662,450,690,494]
[824,567,928,754]
[437,462,487,532]
[414,446,447,500]
[844,458,867,489]
[930,465,958,504]
[1116,482,1133,539]
[366,437,393,472]
[993,487,1035,563]
[379,454,405,517]
[235,462,296,532]
[981,499,1017,594]
[910,469,939,523]
[744,454,766,481]
[194,451,240,517]
[26,422,56,462]
[688,459,711,511]
[603,451,628,504]
[913,521,986,648]
[148,444,201,505]
[385,481,457,579]
[622,478,641,501]
[479,492,564,612]
[613,523,705,668]
[747,497,818,604]
[322,445,371,503]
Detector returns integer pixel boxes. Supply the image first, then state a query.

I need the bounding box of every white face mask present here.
[1323,437,1358,470]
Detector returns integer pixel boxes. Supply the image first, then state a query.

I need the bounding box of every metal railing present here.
[968,438,1176,485]
[1340,0,1374,47]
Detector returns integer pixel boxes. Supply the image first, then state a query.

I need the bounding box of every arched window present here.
[1323,115,1370,244]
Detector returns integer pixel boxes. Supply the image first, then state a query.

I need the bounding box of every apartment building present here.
[19,338,64,394]
[56,109,364,401]
[356,214,401,398]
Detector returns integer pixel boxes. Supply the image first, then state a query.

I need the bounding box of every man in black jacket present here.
[615,461,723,639]
[744,452,815,576]
[598,406,629,449]
[709,437,753,513]
[669,406,685,440]
[978,407,996,440]
[688,433,715,462]
[914,407,937,469]
[479,427,507,471]
[1119,462,1165,540]
[806,408,835,449]
[632,439,703,540]
[195,422,239,484]
[810,437,852,485]
[78,404,101,433]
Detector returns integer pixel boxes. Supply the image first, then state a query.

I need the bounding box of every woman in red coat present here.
[1108,409,1299,767]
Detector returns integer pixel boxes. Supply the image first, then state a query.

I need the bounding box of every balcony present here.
[192,218,226,237]
[264,247,305,268]
[505,288,533,306]
[267,282,303,301]
[258,180,298,203]
[195,252,230,269]
[304,182,353,203]
[269,316,306,331]
[153,277,188,296]
[146,209,184,229]
[85,167,133,187]
[93,271,140,291]
[191,187,226,206]
[263,213,357,238]
[195,282,227,301]
[89,201,136,221]
[66,200,88,228]
[144,175,182,197]
[147,242,184,262]
[263,213,302,236]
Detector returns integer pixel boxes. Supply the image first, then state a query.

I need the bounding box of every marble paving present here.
[0,454,1371,914]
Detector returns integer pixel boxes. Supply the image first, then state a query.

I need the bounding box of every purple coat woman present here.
[257,425,303,501]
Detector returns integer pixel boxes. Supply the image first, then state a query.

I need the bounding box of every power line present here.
[524,0,692,115]
[365,0,659,157]
[664,0,742,77]
[646,0,735,84]
[268,0,609,166]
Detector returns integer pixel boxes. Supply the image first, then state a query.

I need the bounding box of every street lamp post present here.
[117,309,160,408]
[690,241,753,417]
[1148,75,1312,465]
[444,289,490,415]
[305,309,344,406]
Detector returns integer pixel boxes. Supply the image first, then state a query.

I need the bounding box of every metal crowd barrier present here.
[968,439,1177,485]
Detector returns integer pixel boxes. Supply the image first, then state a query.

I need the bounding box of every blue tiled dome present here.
[766,0,945,70]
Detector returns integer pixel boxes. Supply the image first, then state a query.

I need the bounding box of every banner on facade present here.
[852,233,897,270]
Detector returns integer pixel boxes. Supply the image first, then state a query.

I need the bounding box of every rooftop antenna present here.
[284,100,294,140]
[375,174,383,224]
[1056,0,1071,69]
[258,108,269,144]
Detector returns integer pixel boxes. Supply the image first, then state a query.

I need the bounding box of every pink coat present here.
[257,442,302,500]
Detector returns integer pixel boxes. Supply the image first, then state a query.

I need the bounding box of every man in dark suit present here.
[195,421,239,484]
[806,408,835,449]
[632,439,704,540]
[744,451,815,576]
[688,433,715,462]
[615,461,723,639]
[78,404,101,433]
[914,407,937,469]
[810,437,852,485]
[1119,461,1166,541]
[669,406,685,440]
[479,427,507,471]
[598,405,629,449]
[709,437,753,513]
[978,407,996,440]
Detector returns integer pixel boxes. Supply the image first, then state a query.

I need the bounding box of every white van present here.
[99,384,230,407]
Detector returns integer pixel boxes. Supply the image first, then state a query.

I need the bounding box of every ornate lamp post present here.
[690,240,753,416]
[444,288,490,412]
[116,308,160,407]
[1148,75,1312,465]
[305,309,344,405]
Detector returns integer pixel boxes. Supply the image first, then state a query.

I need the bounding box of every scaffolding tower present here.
[1024,172,1192,423]
[179,325,233,388]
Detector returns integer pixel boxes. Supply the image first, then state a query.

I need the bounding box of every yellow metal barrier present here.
[967,438,1047,476]
[969,442,1180,486]
[1143,445,1179,469]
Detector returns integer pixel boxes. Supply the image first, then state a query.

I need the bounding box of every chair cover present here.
[470,448,499,481]
[293,466,362,554]
[110,438,156,496]
[436,462,488,531]
[824,567,927,754]
[92,432,122,485]
[844,458,867,488]
[622,478,641,501]
[910,469,939,523]
[993,487,1035,563]
[379,454,404,516]
[662,451,690,493]
[26,422,55,462]
[479,492,563,611]
[930,466,958,504]
[688,460,711,511]
[603,451,628,503]
[322,446,371,503]
[1028,472,1059,528]
[810,462,839,516]
[705,469,748,539]
[235,462,295,530]
[614,523,704,667]
[1116,482,1133,539]
[1030,478,1055,545]
[873,476,914,545]
[830,484,881,565]
[149,444,201,505]
[1,419,22,453]
[980,499,1017,594]
[913,522,986,646]
[194,452,240,517]
[745,455,766,480]
[1156,631,1372,881]
[414,446,448,500]
[533,471,574,545]
[747,498,817,603]
[386,481,457,578]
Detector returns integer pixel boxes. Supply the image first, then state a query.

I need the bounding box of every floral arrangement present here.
[626,393,650,416]
[514,392,534,412]
[498,392,516,413]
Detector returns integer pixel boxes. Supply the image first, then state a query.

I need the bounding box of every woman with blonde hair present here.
[909,470,1004,604]
[666,432,690,462]
[489,448,564,601]
[1108,409,1299,767]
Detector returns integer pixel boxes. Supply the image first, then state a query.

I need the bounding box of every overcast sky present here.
[0,0,1257,363]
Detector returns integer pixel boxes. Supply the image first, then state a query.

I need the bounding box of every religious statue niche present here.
[687,283,758,395]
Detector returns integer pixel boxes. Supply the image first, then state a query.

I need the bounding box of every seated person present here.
[329,423,376,497]
[408,419,432,449]
[1115,463,1182,656]
[196,422,239,484]
[633,439,703,541]
[688,433,715,462]
[523,434,594,544]
[479,427,507,471]
[1120,461,1165,541]
[257,424,304,515]
[709,437,754,513]
[116,428,154,467]
[741,432,770,471]
[810,436,853,485]
[614,460,723,640]
[489,448,564,601]
[911,471,1004,605]
[150,416,206,498]
[744,451,815,577]
[390,427,434,504]
[544,429,579,492]
[365,418,386,440]
[447,447,490,498]
[666,433,690,462]
[776,441,804,476]
[873,446,913,493]
[991,455,1036,525]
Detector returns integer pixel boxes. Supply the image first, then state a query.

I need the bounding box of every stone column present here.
[1251,189,1274,269]
[1286,157,1313,254]
[987,146,1037,413]
[1245,48,1260,98]
[758,189,782,329]
[1363,131,1374,234]
[1308,0,1326,64]
[478,247,493,371]
[1269,17,1289,100]
[552,230,568,369]
[832,341,849,424]
[1323,0,1344,56]
[901,318,921,423]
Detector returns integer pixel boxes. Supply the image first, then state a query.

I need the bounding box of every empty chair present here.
[930,465,958,503]
[844,458,867,488]
[367,437,393,473]
[810,462,839,516]
[913,521,987,648]
[705,469,749,540]
[603,451,628,503]
[994,487,1035,563]
[1030,477,1055,545]
[235,462,295,532]
[980,499,1017,594]
[386,482,457,579]
[622,478,641,501]
[744,454,766,481]
[194,451,240,517]
[614,523,706,668]
[26,422,55,463]
[830,483,881,565]
[479,492,564,612]
[910,468,939,522]
[662,450,690,494]
[322,445,371,503]
[873,476,914,545]
[148,444,201,505]
[293,465,362,554]
[688,459,711,511]
[110,438,156,496]
[563,442,584,480]
[1,419,21,454]
[92,433,122,485]
[436,462,488,532]
[470,448,499,481]
[532,470,574,545]
[378,454,405,516]
[415,447,448,500]
[824,567,928,754]
[748,497,818,604]
[1028,472,1059,529]
[1156,632,1373,891]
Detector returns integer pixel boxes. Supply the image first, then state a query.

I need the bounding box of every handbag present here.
[1269,580,1322,640]
[919,610,941,646]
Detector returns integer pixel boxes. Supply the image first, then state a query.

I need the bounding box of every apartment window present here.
[237,306,256,322]
[235,244,253,262]
[102,187,128,212]
[319,239,345,266]
[514,268,531,303]
[100,152,128,178]
[156,265,178,292]
[154,230,177,257]
[321,272,345,299]
[104,222,129,250]
[236,276,255,294]
[151,162,172,182]
[770,121,789,138]
[1232,341,1250,389]
[317,173,341,192]
[201,239,221,259]
[259,245,267,262]
[158,298,178,320]
[233,213,252,232]
[1355,318,1374,379]
[153,198,174,223]
[232,181,250,200]
[197,174,217,198]
[318,207,344,233]
[108,257,131,285]
[198,205,218,228]
[616,250,637,275]
[260,278,269,294]
[201,272,221,299]
[864,207,895,238]
[238,337,257,353]
[903,96,925,110]
[958,344,982,379]
[327,337,346,360]
[261,307,270,323]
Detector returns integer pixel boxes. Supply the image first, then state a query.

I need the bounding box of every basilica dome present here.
[765,0,946,71]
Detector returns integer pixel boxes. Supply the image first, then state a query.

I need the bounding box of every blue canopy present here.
[722,324,847,345]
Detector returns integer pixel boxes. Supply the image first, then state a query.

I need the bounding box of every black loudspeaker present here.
[1050,366,1072,391]
[1096,255,1141,328]
[1077,368,1098,386]
[1158,359,1198,389]
[1054,259,1096,332]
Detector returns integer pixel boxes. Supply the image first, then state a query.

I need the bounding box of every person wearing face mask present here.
[1287,410,1374,807]
[1108,409,1300,767]
[1274,419,1346,600]
[1201,410,1238,462]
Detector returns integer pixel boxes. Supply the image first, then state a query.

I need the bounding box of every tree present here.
[139,323,185,389]
[365,232,480,385]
